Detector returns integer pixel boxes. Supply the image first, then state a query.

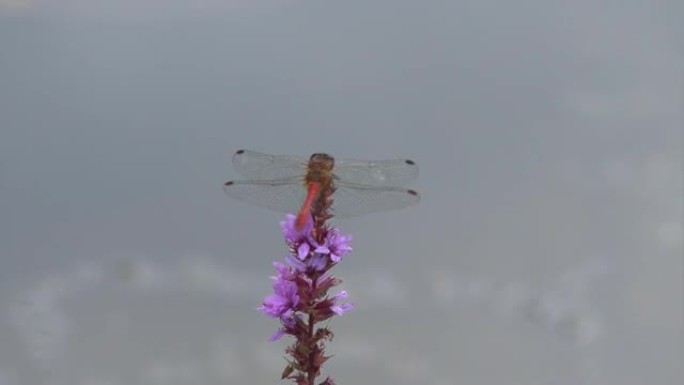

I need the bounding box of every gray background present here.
[1,1,682,384]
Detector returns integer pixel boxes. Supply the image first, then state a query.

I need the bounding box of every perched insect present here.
[224,150,420,229]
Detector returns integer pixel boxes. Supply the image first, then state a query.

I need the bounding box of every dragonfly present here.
[223,149,420,229]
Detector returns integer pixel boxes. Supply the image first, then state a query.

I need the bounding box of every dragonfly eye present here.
[309,153,335,168]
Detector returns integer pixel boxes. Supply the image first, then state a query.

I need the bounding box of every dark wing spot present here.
[235,149,245,155]
[407,189,418,196]
[405,159,415,165]
[224,181,235,186]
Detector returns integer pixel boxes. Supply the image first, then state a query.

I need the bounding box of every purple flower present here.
[331,304,354,316]
[269,313,299,342]
[313,290,354,319]
[330,291,354,315]
[269,328,285,342]
[273,261,296,280]
[315,229,352,263]
[280,216,352,273]
[284,254,307,272]
[308,252,328,271]
[262,214,355,385]
[296,242,310,260]
[284,252,328,273]
[280,214,313,246]
[259,279,299,319]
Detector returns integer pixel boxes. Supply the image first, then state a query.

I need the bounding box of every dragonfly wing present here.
[330,182,420,217]
[332,158,419,187]
[231,149,307,180]
[223,178,306,214]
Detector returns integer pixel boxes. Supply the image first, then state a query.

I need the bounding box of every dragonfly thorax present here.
[305,153,336,187]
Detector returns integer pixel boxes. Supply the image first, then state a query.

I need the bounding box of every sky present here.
[0,0,682,384]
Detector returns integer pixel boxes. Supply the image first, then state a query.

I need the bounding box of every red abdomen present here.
[295,182,321,230]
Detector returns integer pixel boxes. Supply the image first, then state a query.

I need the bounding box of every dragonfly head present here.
[309,153,335,171]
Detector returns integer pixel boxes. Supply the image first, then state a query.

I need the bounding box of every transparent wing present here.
[223,177,306,214]
[332,158,419,187]
[330,181,420,217]
[231,149,307,180]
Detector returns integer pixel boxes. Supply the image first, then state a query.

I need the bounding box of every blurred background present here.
[0,1,681,384]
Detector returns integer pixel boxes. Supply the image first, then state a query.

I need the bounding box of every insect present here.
[224,149,420,228]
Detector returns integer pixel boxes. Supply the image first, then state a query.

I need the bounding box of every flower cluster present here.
[259,214,353,385]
